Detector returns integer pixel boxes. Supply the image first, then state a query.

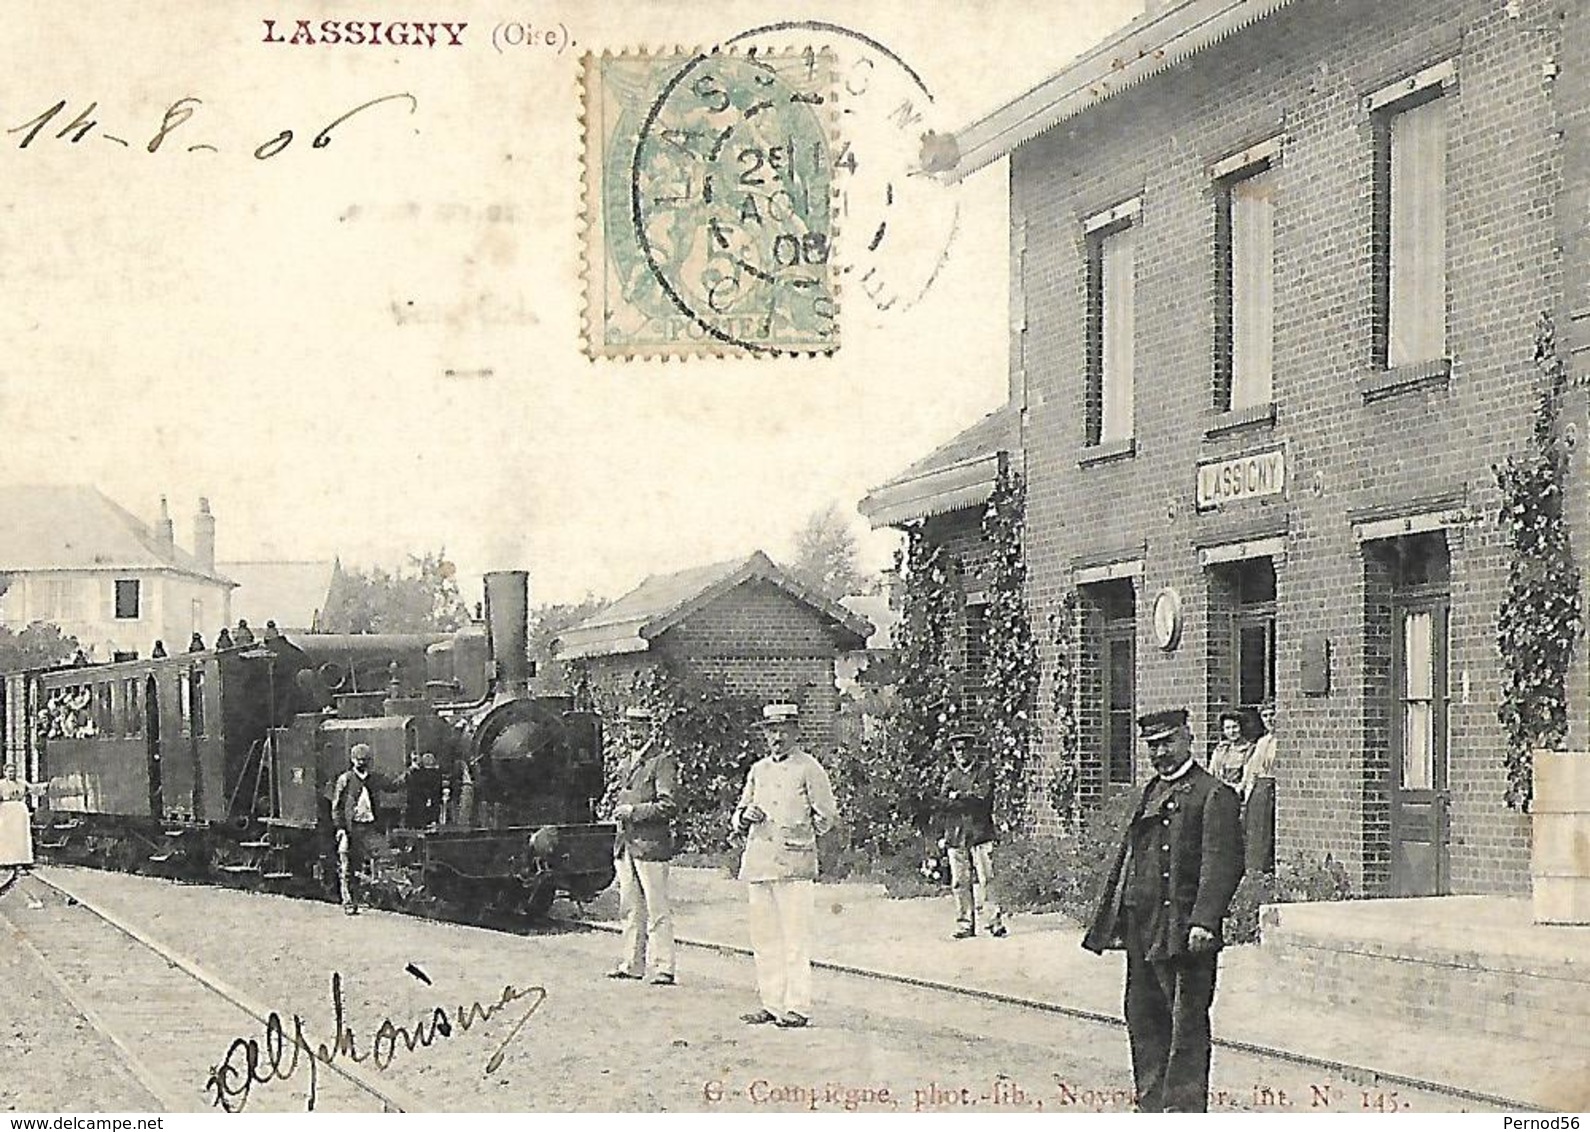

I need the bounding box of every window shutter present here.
[1388,96,1447,367]
[1100,225,1137,442]
[1231,167,1275,407]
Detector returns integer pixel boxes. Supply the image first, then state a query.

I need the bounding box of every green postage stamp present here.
[581,49,838,358]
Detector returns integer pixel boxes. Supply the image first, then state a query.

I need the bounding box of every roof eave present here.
[951,0,1299,180]
[553,636,652,661]
[0,562,237,587]
[859,452,1006,529]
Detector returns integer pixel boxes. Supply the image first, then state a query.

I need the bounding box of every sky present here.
[3,0,1142,606]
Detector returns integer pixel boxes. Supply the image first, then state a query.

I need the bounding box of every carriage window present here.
[45,684,96,739]
[95,684,113,735]
[124,678,143,736]
[190,669,206,737]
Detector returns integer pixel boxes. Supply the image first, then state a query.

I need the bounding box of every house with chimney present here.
[0,486,235,661]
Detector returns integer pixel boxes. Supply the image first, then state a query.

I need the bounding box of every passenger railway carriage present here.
[0,571,615,920]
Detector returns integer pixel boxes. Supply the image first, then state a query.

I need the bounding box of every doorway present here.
[1381,534,1451,897]
[1086,580,1137,798]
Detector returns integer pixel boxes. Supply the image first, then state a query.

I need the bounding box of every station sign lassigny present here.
[1195,448,1286,511]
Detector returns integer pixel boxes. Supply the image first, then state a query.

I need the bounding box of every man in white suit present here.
[732,703,839,1029]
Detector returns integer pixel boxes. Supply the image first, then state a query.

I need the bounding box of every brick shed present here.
[553,552,873,752]
[945,0,1586,897]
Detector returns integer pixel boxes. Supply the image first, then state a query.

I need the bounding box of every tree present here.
[789,502,873,598]
[319,550,471,634]
[0,621,82,674]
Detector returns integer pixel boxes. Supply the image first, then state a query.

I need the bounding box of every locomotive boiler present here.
[6,571,615,921]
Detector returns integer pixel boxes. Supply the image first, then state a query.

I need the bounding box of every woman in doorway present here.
[1240,705,1277,875]
[0,762,39,869]
[1208,709,1253,792]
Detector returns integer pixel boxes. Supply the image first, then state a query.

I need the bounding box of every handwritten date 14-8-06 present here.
[6,92,417,161]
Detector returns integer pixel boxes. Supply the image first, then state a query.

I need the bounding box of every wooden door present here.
[1103,625,1136,796]
[1390,599,1450,896]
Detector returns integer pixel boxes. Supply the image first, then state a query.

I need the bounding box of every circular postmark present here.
[722,21,961,324]
[629,51,839,355]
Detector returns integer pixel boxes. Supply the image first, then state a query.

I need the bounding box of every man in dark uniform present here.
[940,730,1007,939]
[1082,708,1244,1113]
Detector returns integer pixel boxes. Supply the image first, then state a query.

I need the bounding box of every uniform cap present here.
[1136,709,1189,742]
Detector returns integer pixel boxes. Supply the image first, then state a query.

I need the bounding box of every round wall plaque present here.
[1152,587,1183,651]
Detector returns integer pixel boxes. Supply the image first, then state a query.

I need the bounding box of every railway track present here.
[566,914,1538,1114]
[0,863,1536,1115]
[0,869,416,1114]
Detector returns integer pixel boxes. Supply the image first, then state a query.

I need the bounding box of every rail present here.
[7,870,418,1114]
[566,915,1548,1114]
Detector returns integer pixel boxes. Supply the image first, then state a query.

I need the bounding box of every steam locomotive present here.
[0,571,615,920]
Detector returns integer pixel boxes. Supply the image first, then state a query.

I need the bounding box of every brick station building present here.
[941,0,1590,897]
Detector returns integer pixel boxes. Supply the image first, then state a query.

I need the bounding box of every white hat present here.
[622,705,655,723]
[755,703,800,728]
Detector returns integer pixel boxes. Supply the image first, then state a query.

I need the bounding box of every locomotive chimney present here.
[193,497,216,571]
[483,570,531,696]
[156,496,175,556]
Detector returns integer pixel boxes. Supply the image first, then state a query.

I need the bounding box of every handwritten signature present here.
[6,92,416,161]
[204,969,547,1112]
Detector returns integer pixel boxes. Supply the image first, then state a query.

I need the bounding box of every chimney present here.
[156,496,175,557]
[483,570,531,696]
[193,497,216,571]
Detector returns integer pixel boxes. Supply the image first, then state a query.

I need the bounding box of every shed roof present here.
[554,550,874,660]
[0,484,234,585]
[858,404,1019,529]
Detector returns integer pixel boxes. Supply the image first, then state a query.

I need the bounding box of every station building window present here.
[1371,62,1453,370]
[1080,579,1137,796]
[1084,198,1140,448]
[1213,140,1278,411]
[961,599,990,722]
